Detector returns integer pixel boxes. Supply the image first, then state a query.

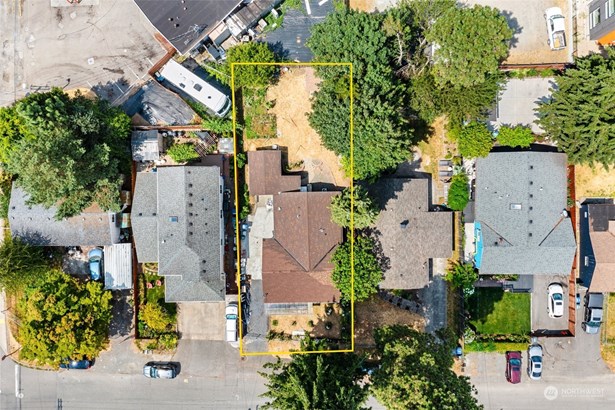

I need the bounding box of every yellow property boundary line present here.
[231,62,354,356]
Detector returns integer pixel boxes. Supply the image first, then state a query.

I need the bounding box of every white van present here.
[225,303,238,342]
[159,60,231,117]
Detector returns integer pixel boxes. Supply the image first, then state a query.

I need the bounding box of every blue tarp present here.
[474,222,483,269]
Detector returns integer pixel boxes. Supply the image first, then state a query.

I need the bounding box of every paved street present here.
[469,302,615,409]
[0,339,272,410]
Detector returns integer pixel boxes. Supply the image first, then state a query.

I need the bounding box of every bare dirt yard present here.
[243,67,350,188]
[354,296,424,353]
[575,164,615,199]
[267,304,342,353]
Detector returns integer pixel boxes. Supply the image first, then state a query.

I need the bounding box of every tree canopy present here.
[457,121,493,158]
[0,237,49,294]
[16,269,112,366]
[2,89,130,219]
[447,173,469,211]
[331,235,382,302]
[444,262,478,296]
[307,10,413,181]
[259,338,369,410]
[206,42,277,89]
[496,125,535,148]
[426,5,513,89]
[536,47,615,168]
[372,326,483,410]
[329,186,379,229]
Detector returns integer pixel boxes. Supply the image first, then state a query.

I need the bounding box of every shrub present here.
[139,302,174,334]
[167,142,200,163]
[496,125,534,148]
[272,319,279,327]
[158,333,179,350]
[458,121,493,158]
[447,173,469,211]
[445,262,478,295]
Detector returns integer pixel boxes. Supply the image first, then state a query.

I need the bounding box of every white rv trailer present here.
[159,60,231,117]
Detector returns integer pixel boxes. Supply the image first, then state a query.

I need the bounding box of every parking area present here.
[177,302,226,341]
[0,0,166,106]
[532,274,571,332]
[463,0,573,65]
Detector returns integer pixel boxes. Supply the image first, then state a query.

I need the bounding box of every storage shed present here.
[104,243,133,290]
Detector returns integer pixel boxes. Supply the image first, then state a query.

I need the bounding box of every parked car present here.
[583,292,605,334]
[545,7,566,50]
[505,351,522,384]
[548,283,564,318]
[87,248,103,281]
[226,303,238,342]
[142,362,178,379]
[60,358,93,369]
[527,344,543,380]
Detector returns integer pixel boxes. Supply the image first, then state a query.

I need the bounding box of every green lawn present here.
[467,288,531,335]
[464,341,528,353]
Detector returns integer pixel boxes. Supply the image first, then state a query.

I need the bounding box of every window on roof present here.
[590,8,601,28]
[510,203,522,210]
[169,216,179,222]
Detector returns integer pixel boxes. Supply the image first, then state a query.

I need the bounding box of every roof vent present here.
[528,233,533,237]
[138,213,143,216]
[319,228,324,233]
[277,207,282,211]
[529,181,533,185]
[189,183,193,188]
[529,165,534,170]
[400,220,409,229]
[529,220,533,224]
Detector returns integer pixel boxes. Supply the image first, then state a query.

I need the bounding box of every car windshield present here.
[553,293,563,301]
[531,356,542,363]
[509,359,521,367]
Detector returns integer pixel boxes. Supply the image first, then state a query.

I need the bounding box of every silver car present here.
[143,362,178,379]
[528,344,543,380]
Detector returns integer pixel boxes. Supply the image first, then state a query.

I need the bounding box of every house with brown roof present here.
[247,149,342,309]
[580,200,615,292]
[369,178,453,290]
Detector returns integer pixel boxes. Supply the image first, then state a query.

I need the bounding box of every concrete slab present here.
[177,302,225,341]
[492,77,555,134]
[532,274,571,331]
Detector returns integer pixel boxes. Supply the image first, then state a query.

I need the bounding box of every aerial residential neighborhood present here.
[0,0,614,409]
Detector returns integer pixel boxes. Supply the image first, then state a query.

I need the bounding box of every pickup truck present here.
[582,292,604,334]
[545,7,567,51]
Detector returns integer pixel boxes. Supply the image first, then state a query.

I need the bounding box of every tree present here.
[536,47,615,168]
[4,89,130,219]
[0,106,31,165]
[167,142,200,163]
[0,237,49,294]
[426,5,513,88]
[445,262,478,296]
[372,326,483,410]
[259,338,369,410]
[496,125,534,148]
[330,186,379,229]
[139,302,174,334]
[307,10,413,181]
[202,117,238,137]
[447,173,469,211]
[205,42,277,89]
[331,235,382,302]
[16,269,112,366]
[457,121,493,158]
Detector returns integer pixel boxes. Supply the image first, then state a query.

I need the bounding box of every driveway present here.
[468,305,615,409]
[532,274,570,332]
[463,0,573,65]
[177,302,225,341]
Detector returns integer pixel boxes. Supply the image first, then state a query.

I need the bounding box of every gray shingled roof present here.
[132,166,224,302]
[370,178,453,290]
[8,185,120,246]
[475,151,576,275]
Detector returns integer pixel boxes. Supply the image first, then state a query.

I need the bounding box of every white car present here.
[548,283,565,318]
[226,303,238,342]
[527,344,543,380]
[545,7,566,51]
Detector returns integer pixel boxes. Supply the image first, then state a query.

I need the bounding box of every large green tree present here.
[331,235,382,302]
[259,338,369,410]
[329,186,379,229]
[16,269,112,366]
[447,173,469,211]
[372,326,483,410]
[426,5,513,88]
[4,89,130,219]
[205,42,277,89]
[536,47,615,168]
[457,121,493,158]
[496,125,534,148]
[307,10,413,181]
[0,237,49,294]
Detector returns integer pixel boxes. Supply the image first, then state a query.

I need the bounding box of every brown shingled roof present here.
[262,239,340,303]
[273,191,342,271]
[247,150,301,196]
